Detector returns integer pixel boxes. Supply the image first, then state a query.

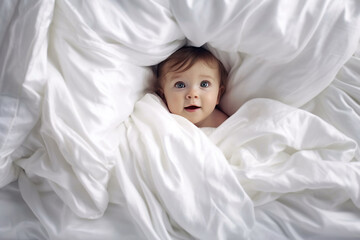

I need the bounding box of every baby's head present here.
[156,46,228,126]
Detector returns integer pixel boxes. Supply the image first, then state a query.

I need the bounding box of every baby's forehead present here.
[169,61,218,77]
[164,58,219,74]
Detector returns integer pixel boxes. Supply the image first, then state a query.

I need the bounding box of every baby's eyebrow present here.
[167,76,183,83]
[169,73,183,79]
[199,74,216,80]
[166,73,217,81]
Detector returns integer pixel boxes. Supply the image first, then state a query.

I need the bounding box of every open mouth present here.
[185,105,201,111]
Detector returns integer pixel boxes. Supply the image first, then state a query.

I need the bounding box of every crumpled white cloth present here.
[114,94,360,239]
[3,92,360,239]
[170,0,360,112]
[1,0,360,239]
[207,97,360,239]
[114,94,255,240]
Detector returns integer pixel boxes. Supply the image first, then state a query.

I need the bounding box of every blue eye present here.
[200,81,210,88]
[175,81,185,88]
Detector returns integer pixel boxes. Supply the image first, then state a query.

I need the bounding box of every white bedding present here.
[1,0,360,239]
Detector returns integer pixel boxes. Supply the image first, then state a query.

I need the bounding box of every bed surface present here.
[1,0,360,239]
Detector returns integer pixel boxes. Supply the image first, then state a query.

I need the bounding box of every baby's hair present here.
[156,46,228,97]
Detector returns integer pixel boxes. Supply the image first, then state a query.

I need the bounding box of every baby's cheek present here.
[166,97,181,114]
[205,93,219,107]
[167,105,176,114]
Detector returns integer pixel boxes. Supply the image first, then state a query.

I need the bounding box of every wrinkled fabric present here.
[171,0,360,111]
[114,94,254,240]
[1,0,360,239]
[207,97,360,239]
[8,93,360,239]
[302,54,360,160]
[0,0,53,187]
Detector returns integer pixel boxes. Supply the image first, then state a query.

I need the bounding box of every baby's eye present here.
[175,81,185,88]
[200,80,210,88]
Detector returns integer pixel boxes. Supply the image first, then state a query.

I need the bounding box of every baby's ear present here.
[217,86,225,104]
[156,88,166,103]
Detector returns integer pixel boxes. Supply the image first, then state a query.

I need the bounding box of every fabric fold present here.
[115,94,255,240]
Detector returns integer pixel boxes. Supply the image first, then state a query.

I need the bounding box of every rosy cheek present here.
[166,95,181,113]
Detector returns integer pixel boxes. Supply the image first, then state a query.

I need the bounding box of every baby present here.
[156,46,228,128]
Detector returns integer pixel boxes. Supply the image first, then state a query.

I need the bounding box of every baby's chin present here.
[181,115,202,126]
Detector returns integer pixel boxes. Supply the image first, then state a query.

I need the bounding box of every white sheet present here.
[1,0,360,239]
[6,93,360,239]
[302,53,360,160]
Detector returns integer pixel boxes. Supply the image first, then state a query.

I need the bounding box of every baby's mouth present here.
[185,105,201,111]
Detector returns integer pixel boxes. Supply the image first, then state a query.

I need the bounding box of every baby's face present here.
[162,60,221,126]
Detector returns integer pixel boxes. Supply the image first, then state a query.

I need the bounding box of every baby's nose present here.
[186,88,199,99]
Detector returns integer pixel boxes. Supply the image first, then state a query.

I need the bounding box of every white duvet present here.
[1,0,360,239]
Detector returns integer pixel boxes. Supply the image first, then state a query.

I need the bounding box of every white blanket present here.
[7,93,359,239]
[1,0,360,239]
